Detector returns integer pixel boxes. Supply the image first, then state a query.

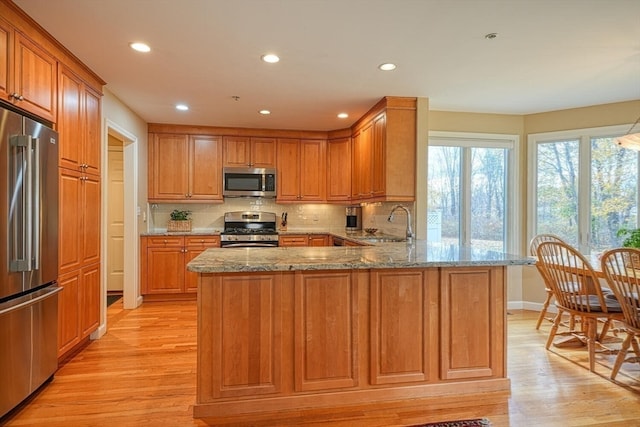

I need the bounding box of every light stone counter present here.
[187,241,534,273]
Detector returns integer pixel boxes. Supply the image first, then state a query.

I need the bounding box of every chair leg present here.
[586,318,598,372]
[546,311,563,350]
[536,290,553,330]
[611,332,634,380]
[631,334,640,357]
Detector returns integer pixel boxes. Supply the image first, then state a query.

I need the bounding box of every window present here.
[528,125,639,254]
[427,132,519,253]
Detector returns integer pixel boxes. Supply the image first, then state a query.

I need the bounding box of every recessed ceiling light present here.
[261,54,280,63]
[129,42,151,53]
[176,104,189,111]
[259,109,271,115]
[378,63,396,71]
[337,113,349,119]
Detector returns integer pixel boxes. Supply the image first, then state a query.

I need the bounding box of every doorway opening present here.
[99,120,140,333]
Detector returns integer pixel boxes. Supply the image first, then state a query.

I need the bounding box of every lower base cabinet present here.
[57,262,100,357]
[195,266,507,422]
[141,235,220,298]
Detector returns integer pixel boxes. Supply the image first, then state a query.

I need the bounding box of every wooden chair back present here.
[600,248,640,330]
[528,234,566,256]
[536,240,610,313]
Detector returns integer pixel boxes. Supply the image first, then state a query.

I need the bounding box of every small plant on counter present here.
[170,209,191,221]
[168,209,192,232]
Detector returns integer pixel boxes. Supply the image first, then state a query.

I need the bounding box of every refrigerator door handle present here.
[32,137,40,270]
[0,285,60,316]
[9,134,34,272]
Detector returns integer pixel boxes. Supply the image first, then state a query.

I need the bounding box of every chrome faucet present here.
[387,205,414,243]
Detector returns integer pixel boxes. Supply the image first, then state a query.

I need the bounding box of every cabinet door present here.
[299,139,325,201]
[149,133,189,200]
[82,173,101,266]
[294,271,358,391]
[184,236,219,293]
[440,267,505,380]
[222,136,250,167]
[189,135,222,201]
[371,114,386,198]
[57,269,81,356]
[83,86,102,176]
[0,17,11,102]
[59,169,83,275]
[276,139,300,201]
[13,31,57,122]
[80,262,100,337]
[326,138,351,202]
[250,137,277,168]
[308,235,329,246]
[145,247,185,294]
[58,66,83,171]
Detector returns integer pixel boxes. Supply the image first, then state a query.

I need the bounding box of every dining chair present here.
[529,234,570,330]
[537,240,624,372]
[600,248,640,380]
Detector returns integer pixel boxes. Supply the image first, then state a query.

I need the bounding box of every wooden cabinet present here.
[57,262,100,357]
[141,235,220,297]
[308,234,329,246]
[277,138,326,202]
[58,64,101,176]
[326,137,351,202]
[279,234,330,247]
[58,169,100,275]
[56,68,102,359]
[0,22,57,122]
[196,265,508,421]
[351,123,373,200]
[279,235,309,247]
[223,136,276,167]
[350,97,416,203]
[148,133,223,202]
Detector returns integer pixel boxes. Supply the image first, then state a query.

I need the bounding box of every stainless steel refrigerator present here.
[0,106,60,418]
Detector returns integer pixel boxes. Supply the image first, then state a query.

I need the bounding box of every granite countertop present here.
[187,241,535,273]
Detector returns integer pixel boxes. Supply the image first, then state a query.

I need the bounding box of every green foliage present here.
[617,228,640,249]
[170,209,191,221]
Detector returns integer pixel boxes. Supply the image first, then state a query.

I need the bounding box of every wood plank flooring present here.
[2,302,639,426]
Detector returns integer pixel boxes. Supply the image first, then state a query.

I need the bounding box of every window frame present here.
[527,123,639,254]
[428,131,521,254]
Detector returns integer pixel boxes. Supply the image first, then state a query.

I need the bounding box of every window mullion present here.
[578,135,591,253]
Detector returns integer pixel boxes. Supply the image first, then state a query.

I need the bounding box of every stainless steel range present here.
[221,211,279,248]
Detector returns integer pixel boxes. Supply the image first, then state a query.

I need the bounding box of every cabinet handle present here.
[10,93,25,101]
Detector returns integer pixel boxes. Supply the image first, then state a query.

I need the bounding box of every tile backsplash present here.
[147,200,415,238]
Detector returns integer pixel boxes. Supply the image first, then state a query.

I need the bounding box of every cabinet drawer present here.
[185,236,220,247]
[146,236,184,247]
[280,235,308,247]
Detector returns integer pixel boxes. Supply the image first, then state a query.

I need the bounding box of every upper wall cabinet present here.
[326,137,351,202]
[223,136,276,168]
[277,138,326,202]
[149,133,223,202]
[58,64,101,176]
[350,97,416,203]
[0,18,57,122]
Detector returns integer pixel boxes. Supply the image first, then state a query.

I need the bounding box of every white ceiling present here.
[14,0,640,131]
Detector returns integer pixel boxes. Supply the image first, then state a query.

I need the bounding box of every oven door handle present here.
[221,242,278,248]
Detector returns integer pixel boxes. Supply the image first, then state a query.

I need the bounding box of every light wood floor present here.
[2,302,639,426]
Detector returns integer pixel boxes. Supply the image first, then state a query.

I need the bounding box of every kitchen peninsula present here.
[188,242,533,422]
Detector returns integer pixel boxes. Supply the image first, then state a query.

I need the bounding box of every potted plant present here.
[616,227,640,268]
[168,209,192,232]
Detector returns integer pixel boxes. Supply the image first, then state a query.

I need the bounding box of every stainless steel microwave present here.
[223,167,277,198]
